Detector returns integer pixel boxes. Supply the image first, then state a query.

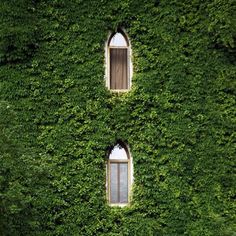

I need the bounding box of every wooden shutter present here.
[110,48,128,90]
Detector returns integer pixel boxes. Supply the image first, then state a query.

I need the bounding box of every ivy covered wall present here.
[0,0,235,235]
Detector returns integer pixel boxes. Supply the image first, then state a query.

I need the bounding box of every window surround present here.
[106,142,133,207]
[105,29,133,92]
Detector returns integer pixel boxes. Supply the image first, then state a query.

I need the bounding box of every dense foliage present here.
[0,0,235,235]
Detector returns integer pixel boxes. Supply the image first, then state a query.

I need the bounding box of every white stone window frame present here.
[105,29,133,92]
[106,142,134,207]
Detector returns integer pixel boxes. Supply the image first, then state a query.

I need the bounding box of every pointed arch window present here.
[107,142,132,205]
[106,30,132,91]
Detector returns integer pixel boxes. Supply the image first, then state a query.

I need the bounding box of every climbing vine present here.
[0,0,235,235]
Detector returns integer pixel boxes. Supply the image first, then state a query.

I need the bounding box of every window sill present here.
[109,89,130,93]
[109,203,129,207]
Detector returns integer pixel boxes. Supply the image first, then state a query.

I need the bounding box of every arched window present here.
[107,142,132,205]
[106,30,132,91]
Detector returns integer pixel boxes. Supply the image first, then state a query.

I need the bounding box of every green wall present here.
[0,0,235,235]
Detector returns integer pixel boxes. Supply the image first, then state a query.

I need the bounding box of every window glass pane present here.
[110,163,118,203]
[110,33,127,47]
[109,145,128,160]
[110,48,128,90]
[119,163,128,203]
